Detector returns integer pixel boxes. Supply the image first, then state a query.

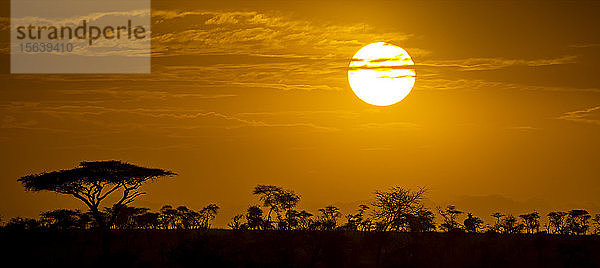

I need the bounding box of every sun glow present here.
[348,42,416,106]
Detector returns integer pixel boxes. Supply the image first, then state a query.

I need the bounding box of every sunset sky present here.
[1,0,600,227]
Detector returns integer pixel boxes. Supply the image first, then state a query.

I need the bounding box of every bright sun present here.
[348,42,416,106]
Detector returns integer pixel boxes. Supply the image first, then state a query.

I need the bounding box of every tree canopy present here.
[18,160,175,229]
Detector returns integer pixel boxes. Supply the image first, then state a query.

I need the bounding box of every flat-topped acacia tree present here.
[18,160,176,229]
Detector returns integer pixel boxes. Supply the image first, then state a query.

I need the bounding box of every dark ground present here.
[1,230,599,267]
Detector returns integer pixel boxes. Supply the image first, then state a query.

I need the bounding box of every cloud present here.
[1,115,37,128]
[235,110,360,120]
[0,102,337,135]
[57,89,237,100]
[368,57,408,63]
[150,10,412,59]
[419,55,577,71]
[359,122,420,129]
[507,126,538,131]
[415,78,600,93]
[376,75,415,79]
[155,62,348,91]
[557,106,600,125]
[5,60,348,91]
[348,65,415,71]
[569,43,600,48]
[1,114,68,132]
[11,10,149,26]
[2,9,584,94]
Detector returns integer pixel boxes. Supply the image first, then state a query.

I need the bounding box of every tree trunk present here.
[108,205,123,229]
[90,207,107,230]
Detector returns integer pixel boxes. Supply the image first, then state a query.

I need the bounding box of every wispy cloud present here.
[6,60,349,92]
[569,43,600,48]
[151,10,412,59]
[415,78,600,93]
[0,102,337,134]
[507,126,538,131]
[419,56,577,71]
[1,9,587,94]
[557,106,600,125]
[57,89,237,101]
[359,122,420,129]
[1,115,68,132]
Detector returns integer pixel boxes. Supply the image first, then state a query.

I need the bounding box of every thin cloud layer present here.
[419,56,577,71]
[558,106,600,125]
[152,10,412,58]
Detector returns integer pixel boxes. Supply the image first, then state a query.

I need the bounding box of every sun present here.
[348,42,416,106]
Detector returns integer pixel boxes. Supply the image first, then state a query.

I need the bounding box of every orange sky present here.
[1,0,600,227]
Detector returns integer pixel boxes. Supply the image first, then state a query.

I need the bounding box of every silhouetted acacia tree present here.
[105,205,149,229]
[343,204,370,231]
[547,211,567,234]
[5,217,41,231]
[40,209,82,230]
[565,209,591,235]
[372,186,428,231]
[490,212,505,232]
[157,204,218,229]
[135,211,160,229]
[296,210,314,230]
[464,213,484,233]
[198,204,220,229]
[284,210,302,230]
[519,212,540,234]
[18,160,175,229]
[229,214,246,230]
[500,215,524,234]
[591,214,600,235]
[160,205,178,229]
[277,195,301,230]
[252,185,300,229]
[252,185,281,226]
[318,206,342,230]
[246,206,265,230]
[406,209,436,232]
[175,206,196,229]
[438,205,464,232]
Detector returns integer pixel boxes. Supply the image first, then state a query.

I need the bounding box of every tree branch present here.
[97,183,124,201]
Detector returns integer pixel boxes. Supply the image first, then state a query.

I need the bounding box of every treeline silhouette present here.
[6,184,597,235]
[1,204,219,231]
[3,160,599,235]
[3,161,600,267]
[224,185,600,235]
